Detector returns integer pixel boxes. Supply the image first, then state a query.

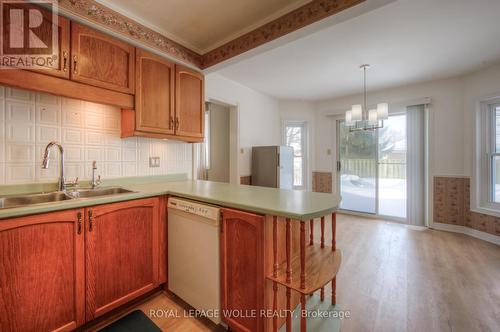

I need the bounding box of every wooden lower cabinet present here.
[0,209,85,332]
[85,198,160,320]
[220,208,265,332]
[0,197,166,332]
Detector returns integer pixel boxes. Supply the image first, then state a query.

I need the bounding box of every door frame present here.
[335,113,407,223]
[282,120,309,191]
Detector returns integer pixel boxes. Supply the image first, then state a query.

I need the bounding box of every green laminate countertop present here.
[0,175,341,221]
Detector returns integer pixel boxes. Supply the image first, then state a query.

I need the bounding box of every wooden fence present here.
[341,159,406,179]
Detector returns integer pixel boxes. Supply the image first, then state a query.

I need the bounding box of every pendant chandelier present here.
[345,64,388,132]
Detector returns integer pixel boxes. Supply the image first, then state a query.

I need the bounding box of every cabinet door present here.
[85,198,159,320]
[175,65,205,138]
[135,48,175,134]
[0,209,85,332]
[220,208,265,332]
[2,2,70,78]
[71,23,135,93]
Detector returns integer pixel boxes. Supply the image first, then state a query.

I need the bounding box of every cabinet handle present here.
[73,55,78,75]
[77,211,82,234]
[175,117,179,130]
[88,209,93,232]
[170,115,174,129]
[62,51,68,72]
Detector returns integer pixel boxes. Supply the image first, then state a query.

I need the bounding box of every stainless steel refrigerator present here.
[251,146,294,189]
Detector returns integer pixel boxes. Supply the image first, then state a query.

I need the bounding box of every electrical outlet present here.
[149,157,160,168]
[327,148,332,155]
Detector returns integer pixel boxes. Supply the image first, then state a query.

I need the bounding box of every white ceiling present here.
[215,0,500,101]
[96,0,310,53]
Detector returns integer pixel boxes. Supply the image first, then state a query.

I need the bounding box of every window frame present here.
[488,103,500,204]
[282,120,308,190]
[474,97,500,216]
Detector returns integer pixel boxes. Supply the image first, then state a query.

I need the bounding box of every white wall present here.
[0,85,193,184]
[205,73,281,177]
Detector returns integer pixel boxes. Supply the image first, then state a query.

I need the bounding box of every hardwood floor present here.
[329,214,500,332]
[99,214,500,332]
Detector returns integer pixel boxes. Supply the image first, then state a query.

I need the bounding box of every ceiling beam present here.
[201,0,366,69]
[59,0,365,70]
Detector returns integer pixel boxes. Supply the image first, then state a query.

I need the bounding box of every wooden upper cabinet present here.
[1,2,70,78]
[220,208,265,332]
[71,23,135,94]
[135,48,175,135]
[85,198,160,321]
[175,65,205,138]
[39,13,70,79]
[0,209,85,332]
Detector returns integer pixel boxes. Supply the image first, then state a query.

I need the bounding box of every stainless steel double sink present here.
[0,187,135,209]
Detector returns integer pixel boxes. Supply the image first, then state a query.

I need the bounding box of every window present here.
[475,99,500,215]
[284,121,307,190]
[489,103,500,203]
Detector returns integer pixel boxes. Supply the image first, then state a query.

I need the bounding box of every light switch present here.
[149,157,160,168]
[327,149,332,155]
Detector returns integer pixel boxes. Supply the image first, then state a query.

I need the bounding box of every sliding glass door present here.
[338,113,408,220]
[378,115,407,218]
[338,121,377,214]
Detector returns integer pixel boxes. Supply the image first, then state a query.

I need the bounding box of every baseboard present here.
[431,222,500,245]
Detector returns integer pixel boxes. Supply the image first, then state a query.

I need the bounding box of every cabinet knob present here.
[63,51,68,72]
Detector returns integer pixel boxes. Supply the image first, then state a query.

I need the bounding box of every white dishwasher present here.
[167,197,221,324]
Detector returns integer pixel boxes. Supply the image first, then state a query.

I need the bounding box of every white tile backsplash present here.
[0,164,4,183]
[6,163,35,183]
[36,92,60,105]
[6,143,35,163]
[6,100,35,122]
[36,104,61,125]
[0,85,193,184]
[62,127,84,145]
[6,87,34,101]
[62,108,84,128]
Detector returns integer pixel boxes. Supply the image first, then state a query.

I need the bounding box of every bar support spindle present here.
[300,221,306,290]
[286,218,292,283]
[332,212,337,305]
[273,216,278,331]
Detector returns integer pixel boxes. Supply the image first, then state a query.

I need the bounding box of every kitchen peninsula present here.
[0,174,341,332]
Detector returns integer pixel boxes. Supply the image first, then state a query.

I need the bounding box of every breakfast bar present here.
[0,174,341,332]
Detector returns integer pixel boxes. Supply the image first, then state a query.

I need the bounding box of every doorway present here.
[195,101,239,184]
[337,113,408,220]
[205,103,230,182]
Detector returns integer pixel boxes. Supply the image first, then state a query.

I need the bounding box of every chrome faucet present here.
[42,141,66,191]
[91,161,101,189]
